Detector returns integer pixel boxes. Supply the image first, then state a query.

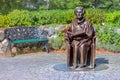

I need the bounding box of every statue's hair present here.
[74,6,85,14]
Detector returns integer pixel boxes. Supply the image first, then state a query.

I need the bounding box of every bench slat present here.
[11,38,48,44]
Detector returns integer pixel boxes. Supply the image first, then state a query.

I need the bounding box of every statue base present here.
[67,66,94,71]
[53,63,109,71]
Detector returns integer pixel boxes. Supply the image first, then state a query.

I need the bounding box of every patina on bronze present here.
[65,6,96,70]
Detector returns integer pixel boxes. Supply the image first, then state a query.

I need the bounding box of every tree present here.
[0,0,41,14]
[48,0,82,9]
[0,0,120,14]
[80,0,120,8]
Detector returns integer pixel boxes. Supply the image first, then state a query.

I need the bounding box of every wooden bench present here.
[4,27,49,56]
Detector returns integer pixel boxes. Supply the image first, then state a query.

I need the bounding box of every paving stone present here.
[0,52,120,80]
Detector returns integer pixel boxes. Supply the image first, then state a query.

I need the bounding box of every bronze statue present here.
[65,6,96,70]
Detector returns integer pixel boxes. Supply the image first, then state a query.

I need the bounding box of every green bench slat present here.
[11,38,48,44]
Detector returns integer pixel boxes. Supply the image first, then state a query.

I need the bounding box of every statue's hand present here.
[66,32,73,38]
[72,31,85,37]
[67,31,73,35]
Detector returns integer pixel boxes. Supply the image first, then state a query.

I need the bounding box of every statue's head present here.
[74,6,85,19]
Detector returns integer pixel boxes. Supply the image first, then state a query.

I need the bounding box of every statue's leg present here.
[90,43,96,68]
[80,44,84,67]
[80,44,89,67]
[73,45,77,68]
[66,41,71,67]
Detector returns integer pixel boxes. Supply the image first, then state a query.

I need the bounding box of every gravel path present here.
[0,52,120,80]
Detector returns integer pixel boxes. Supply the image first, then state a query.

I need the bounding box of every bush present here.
[105,10,120,25]
[0,9,119,28]
[0,15,5,28]
[96,40,120,52]
[97,25,120,46]
[85,8,105,25]
[96,25,120,52]
[1,9,120,52]
[7,10,33,27]
[24,9,75,26]
[49,31,65,50]
[49,0,82,9]
[0,14,12,28]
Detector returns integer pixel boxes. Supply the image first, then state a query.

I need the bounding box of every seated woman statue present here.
[65,6,96,70]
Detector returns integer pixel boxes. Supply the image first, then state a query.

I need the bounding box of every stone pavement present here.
[0,52,120,80]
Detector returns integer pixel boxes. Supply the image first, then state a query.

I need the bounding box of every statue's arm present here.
[72,31,85,37]
[70,23,86,37]
[72,21,93,38]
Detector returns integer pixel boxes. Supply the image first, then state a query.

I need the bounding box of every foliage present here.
[0,0,41,14]
[49,0,82,9]
[0,14,11,28]
[49,24,120,52]
[0,15,5,28]
[4,9,75,27]
[96,24,120,52]
[80,0,120,8]
[85,8,105,25]
[0,8,120,52]
[96,40,120,52]
[104,10,120,25]
[0,0,120,14]
[49,31,65,50]
[97,25,120,50]
[7,10,32,27]
[0,9,120,28]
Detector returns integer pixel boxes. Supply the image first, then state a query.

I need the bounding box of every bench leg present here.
[44,42,49,53]
[8,43,14,57]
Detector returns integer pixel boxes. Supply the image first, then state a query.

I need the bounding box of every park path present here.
[0,52,120,80]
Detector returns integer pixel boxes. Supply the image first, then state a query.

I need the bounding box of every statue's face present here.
[75,9,84,19]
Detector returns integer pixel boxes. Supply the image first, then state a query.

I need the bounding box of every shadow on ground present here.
[95,58,109,64]
[53,58,109,71]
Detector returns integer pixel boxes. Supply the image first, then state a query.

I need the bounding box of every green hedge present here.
[97,26,120,46]
[0,9,120,52]
[85,9,105,25]
[0,9,120,28]
[96,25,120,52]
[31,10,75,26]
[105,10,120,25]
[0,15,11,28]
[0,9,75,28]
[7,10,33,27]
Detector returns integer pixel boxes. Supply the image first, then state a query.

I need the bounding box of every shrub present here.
[49,31,65,50]
[30,10,75,26]
[1,9,120,52]
[0,9,119,28]
[96,25,120,52]
[97,26,120,46]
[0,14,11,28]
[7,10,32,27]
[0,15,5,28]
[85,8,105,25]
[96,40,120,52]
[104,10,120,25]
